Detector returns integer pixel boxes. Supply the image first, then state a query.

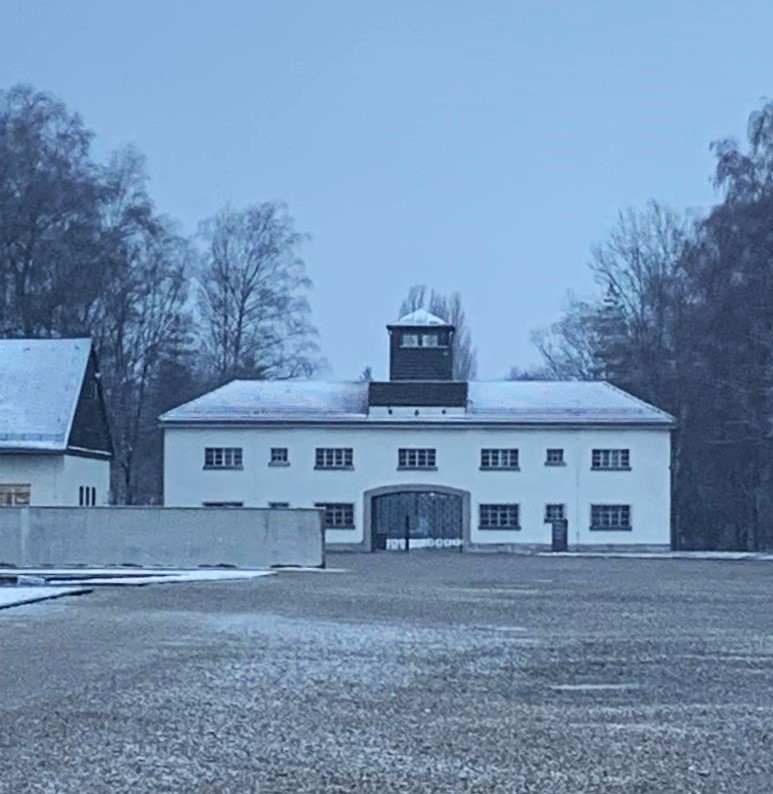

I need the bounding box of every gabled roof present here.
[0,338,93,451]
[160,379,675,426]
[388,309,450,327]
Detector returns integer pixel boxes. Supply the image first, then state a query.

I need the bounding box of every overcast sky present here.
[3,0,771,379]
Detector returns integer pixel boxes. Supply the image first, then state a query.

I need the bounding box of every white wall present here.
[0,454,110,506]
[163,424,671,549]
[0,506,324,568]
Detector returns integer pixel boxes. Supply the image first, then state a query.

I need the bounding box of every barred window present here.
[78,486,97,507]
[204,447,243,469]
[591,449,630,470]
[544,503,566,523]
[590,504,631,530]
[315,502,355,529]
[479,503,520,529]
[315,448,353,469]
[270,447,289,465]
[545,448,564,465]
[480,448,519,469]
[398,448,436,469]
[0,484,31,507]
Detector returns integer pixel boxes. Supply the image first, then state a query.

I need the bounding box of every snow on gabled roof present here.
[466,381,674,424]
[388,309,450,327]
[160,380,371,423]
[0,338,92,451]
[160,378,674,426]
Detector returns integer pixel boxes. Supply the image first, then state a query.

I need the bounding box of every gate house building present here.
[161,311,674,551]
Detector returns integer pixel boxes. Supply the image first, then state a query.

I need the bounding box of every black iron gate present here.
[372,491,463,551]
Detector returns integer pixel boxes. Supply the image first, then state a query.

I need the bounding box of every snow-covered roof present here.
[388,309,450,327]
[161,380,674,426]
[0,339,91,451]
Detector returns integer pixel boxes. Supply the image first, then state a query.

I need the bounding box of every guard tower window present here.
[399,331,449,348]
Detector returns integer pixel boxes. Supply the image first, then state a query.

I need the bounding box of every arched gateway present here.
[365,485,470,551]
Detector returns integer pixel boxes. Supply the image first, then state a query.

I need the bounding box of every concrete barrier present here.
[0,507,325,569]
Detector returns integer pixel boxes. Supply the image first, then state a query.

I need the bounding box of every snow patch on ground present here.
[541,552,773,561]
[0,568,277,587]
[0,586,91,610]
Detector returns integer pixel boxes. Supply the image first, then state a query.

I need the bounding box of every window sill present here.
[590,467,632,472]
[203,465,244,471]
[479,466,520,471]
[324,526,356,530]
[544,461,566,467]
[544,518,566,523]
[397,466,438,471]
[268,461,290,467]
[478,526,521,531]
[315,465,354,471]
[589,526,632,532]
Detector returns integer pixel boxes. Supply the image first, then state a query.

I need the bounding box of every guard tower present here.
[386,309,454,381]
[368,309,468,412]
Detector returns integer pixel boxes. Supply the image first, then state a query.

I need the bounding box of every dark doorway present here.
[551,519,568,552]
[372,490,463,550]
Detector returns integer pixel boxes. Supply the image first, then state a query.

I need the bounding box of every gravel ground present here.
[1,553,772,793]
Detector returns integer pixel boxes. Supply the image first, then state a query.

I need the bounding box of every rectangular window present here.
[268,501,290,508]
[315,502,355,529]
[480,448,519,469]
[545,448,564,466]
[315,448,353,469]
[479,503,520,529]
[590,504,631,531]
[591,449,630,470]
[270,447,289,465]
[204,447,243,469]
[544,503,566,523]
[399,331,448,348]
[0,484,31,507]
[398,448,437,469]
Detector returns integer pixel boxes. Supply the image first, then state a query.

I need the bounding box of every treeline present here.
[0,85,322,504]
[530,102,773,550]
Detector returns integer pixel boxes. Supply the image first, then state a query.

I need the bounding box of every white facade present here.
[0,454,110,507]
[161,313,673,552]
[163,421,671,550]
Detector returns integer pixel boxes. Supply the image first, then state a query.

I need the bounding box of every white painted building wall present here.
[163,423,671,549]
[0,454,110,506]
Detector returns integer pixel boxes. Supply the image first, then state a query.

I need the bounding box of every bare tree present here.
[90,148,192,503]
[398,286,478,379]
[198,203,320,383]
[0,85,104,336]
[530,298,605,380]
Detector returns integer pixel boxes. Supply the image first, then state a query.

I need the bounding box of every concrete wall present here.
[0,507,324,568]
[0,454,110,506]
[163,424,672,550]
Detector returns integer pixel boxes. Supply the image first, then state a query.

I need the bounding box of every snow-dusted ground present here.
[0,586,91,610]
[540,551,773,560]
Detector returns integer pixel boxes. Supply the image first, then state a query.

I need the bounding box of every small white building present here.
[0,339,112,507]
[161,312,674,551]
